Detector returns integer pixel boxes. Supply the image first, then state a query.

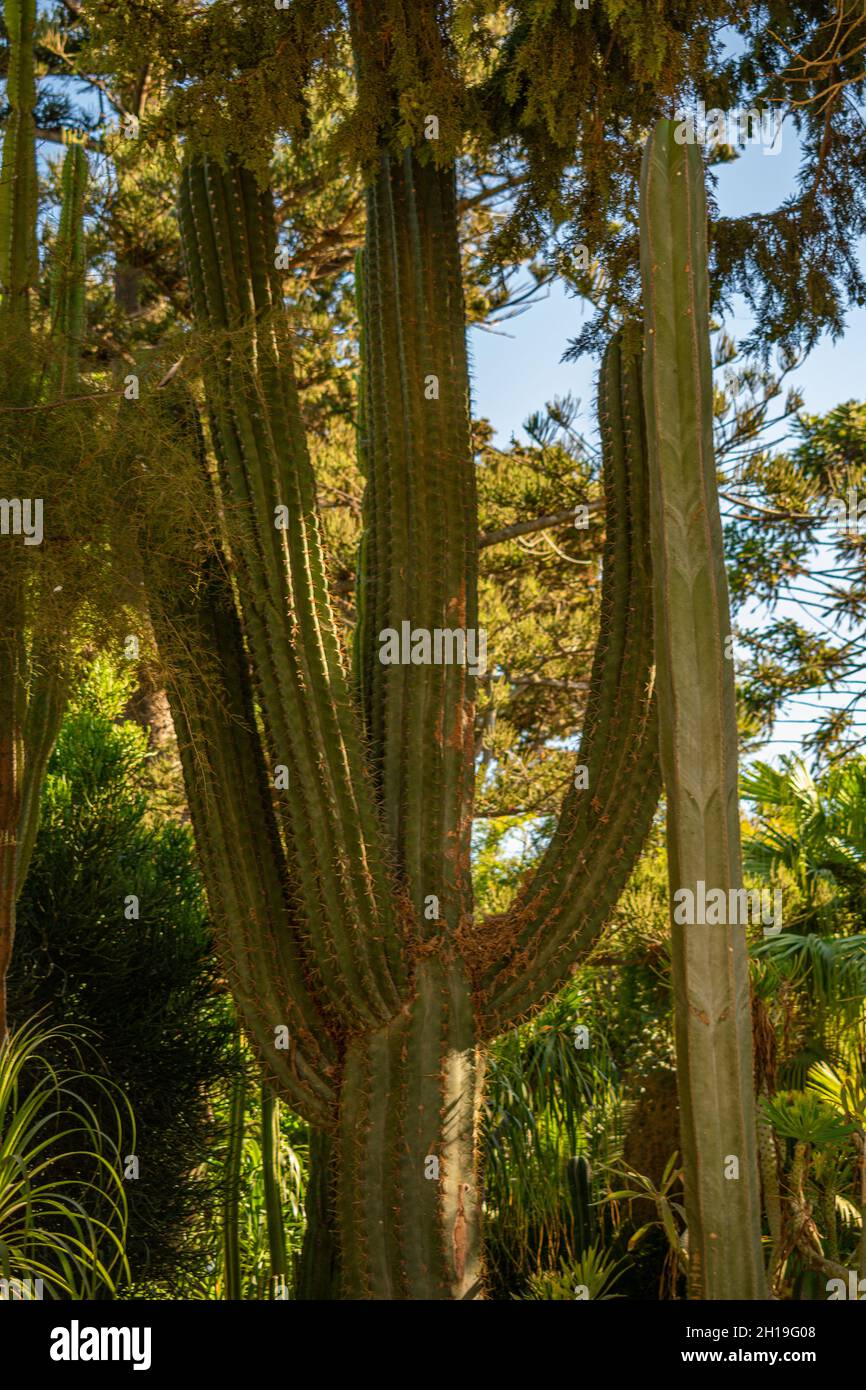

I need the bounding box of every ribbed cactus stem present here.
[0,0,38,340]
[473,326,660,1034]
[12,151,87,880]
[223,1055,246,1301]
[178,154,409,1030]
[261,1082,289,1294]
[337,957,482,1299]
[6,113,86,920]
[355,148,477,935]
[640,117,766,1300]
[48,144,88,397]
[143,389,338,1127]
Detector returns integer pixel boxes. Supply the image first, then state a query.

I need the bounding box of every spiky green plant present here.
[0,0,88,1040]
[0,1017,131,1298]
[521,1243,626,1301]
[139,11,661,1290]
[640,117,766,1298]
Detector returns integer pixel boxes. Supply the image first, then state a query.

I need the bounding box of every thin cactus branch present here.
[15,145,89,888]
[47,142,87,398]
[261,1081,289,1294]
[15,639,67,891]
[0,0,38,345]
[470,325,660,1038]
[0,628,25,1042]
[0,0,78,1039]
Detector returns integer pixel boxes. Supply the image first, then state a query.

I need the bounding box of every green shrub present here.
[9,661,235,1293]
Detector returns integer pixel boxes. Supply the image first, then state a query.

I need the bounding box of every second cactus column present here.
[641,117,766,1299]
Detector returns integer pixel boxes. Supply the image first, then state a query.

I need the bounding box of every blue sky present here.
[469,124,866,765]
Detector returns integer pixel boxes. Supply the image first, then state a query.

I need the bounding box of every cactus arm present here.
[472,327,660,1038]
[15,146,90,887]
[0,1,36,1039]
[261,1083,289,1294]
[178,155,409,1028]
[142,392,338,1125]
[351,247,372,692]
[0,0,38,341]
[47,143,88,397]
[150,544,338,1126]
[222,1055,246,1300]
[640,117,765,1299]
[355,149,477,936]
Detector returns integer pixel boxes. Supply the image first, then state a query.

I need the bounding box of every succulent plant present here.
[142,140,660,1296]
[640,116,766,1299]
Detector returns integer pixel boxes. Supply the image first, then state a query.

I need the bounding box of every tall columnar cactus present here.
[145,104,660,1289]
[0,0,87,1039]
[640,118,766,1299]
[0,0,37,346]
[47,143,88,398]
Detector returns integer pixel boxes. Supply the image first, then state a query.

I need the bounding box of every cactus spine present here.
[640,117,766,1299]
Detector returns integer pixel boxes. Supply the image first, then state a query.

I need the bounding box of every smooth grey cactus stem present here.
[640,117,766,1300]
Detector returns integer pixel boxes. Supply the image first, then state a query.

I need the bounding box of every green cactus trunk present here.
[640,118,766,1300]
[148,148,659,1291]
[337,957,483,1298]
[296,1129,341,1300]
[136,0,662,1293]
[0,0,38,349]
[0,1,36,1036]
